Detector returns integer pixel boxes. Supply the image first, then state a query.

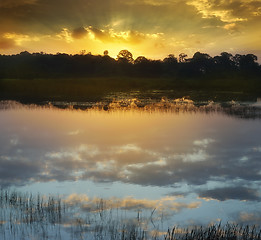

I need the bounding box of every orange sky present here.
[0,0,261,60]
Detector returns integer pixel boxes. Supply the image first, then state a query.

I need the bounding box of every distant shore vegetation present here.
[0,50,261,102]
[0,50,260,79]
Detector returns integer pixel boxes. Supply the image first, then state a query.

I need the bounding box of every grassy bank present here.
[0,76,261,103]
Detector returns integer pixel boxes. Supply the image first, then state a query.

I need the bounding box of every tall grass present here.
[1,190,261,240]
[164,223,261,240]
[0,189,64,240]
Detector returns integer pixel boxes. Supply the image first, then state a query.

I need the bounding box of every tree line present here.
[0,50,260,79]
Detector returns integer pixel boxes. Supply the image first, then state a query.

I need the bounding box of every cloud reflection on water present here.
[64,194,200,215]
[0,100,261,208]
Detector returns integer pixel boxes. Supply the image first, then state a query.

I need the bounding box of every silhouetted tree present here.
[163,54,178,64]
[134,56,149,64]
[79,50,86,55]
[190,52,214,76]
[211,52,237,77]
[162,54,178,76]
[117,50,134,64]
[133,56,160,77]
[179,53,188,63]
[214,52,235,69]
[233,53,259,75]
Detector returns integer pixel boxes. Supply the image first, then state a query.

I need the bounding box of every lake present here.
[1,94,261,239]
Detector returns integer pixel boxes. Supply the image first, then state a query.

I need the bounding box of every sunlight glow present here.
[4,33,40,46]
[0,0,260,64]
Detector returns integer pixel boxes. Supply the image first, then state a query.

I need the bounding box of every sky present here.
[0,0,261,60]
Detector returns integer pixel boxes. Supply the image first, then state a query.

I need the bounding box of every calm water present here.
[1,97,261,228]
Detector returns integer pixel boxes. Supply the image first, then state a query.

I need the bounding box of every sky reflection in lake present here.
[1,99,261,226]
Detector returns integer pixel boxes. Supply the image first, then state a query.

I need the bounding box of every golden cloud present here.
[223,22,237,30]
[56,28,74,43]
[187,0,261,23]
[0,36,16,49]
[64,194,201,214]
[3,32,40,45]
[61,26,165,47]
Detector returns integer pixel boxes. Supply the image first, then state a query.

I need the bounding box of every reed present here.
[1,189,261,240]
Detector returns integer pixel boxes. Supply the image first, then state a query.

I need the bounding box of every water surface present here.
[1,98,261,227]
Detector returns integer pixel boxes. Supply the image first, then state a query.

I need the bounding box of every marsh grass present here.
[1,190,261,240]
[0,189,64,240]
[164,224,261,240]
[1,77,260,103]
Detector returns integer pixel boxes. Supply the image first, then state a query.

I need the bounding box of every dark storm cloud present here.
[71,27,88,39]
[88,26,112,42]
[0,0,222,36]
[198,186,261,201]
[0,0,126,35]
[0,0,96,35]
[0,156,41,188]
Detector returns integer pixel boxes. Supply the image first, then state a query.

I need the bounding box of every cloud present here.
[1,102,261,193]
[231,211,261,225]
[0,156,42,187]
[3,33,39,46]
[0,0,218,36]
[0,0,37,8]
[214,0,261,19]
[238,212,261,224]
[86,26,157,44]
[187,0,260,22]
[56,28,74,43]
[64,194,200,214]
[0,36,16,49]
[0,0,259,58]
[1,127,261,189]
[88,26,112,42]
[67,129,81,135]
[198,186,261,201]
[223,23,239,31]
[71,27,88,39]
[193,138,215,147]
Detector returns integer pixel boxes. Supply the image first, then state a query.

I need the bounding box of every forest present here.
[0,50,260,79]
